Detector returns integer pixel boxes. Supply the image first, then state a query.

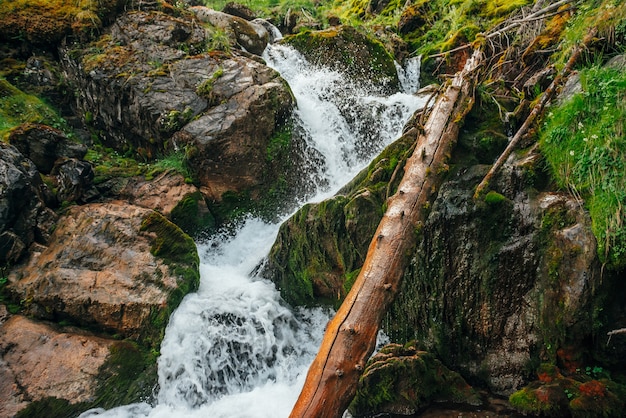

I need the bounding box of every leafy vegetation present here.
[540,65,626,269]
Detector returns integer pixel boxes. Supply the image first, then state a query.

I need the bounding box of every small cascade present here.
[396,55,421,95]
[80,40,426,418]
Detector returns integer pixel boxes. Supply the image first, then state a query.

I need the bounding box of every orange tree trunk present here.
[289,48,483,418]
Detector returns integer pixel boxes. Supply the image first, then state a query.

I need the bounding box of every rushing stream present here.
[80,42,426,418]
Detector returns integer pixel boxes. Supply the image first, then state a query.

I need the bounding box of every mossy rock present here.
[282,25,399,92]
[140,211,200,345]
[0,0,125,45]
[0,79,69,139]
[350,343,481,417]
[170,191,216,236]
[264,132,415,307]
[509,366,626,418]
[16,340,159,417]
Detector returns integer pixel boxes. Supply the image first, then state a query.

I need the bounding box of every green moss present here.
[170,191,215,236]
[266,126,292,162]
[0,78,71,139]
[93,340,157,409]
[195,67,224,105]
[140,211,199,271]
[16,340,158,416]
[0,0,124,44]
[16,397,88,418]
[510,373,626,417]
[350,346,479,416]
[483,190,507,205]
[140,211,200,345]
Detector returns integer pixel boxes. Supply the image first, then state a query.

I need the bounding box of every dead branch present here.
[607,328,626,336]
[473,27,598,200]
[428,0,574,59]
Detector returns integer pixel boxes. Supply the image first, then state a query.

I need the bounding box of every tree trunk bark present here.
[289,48,484,418]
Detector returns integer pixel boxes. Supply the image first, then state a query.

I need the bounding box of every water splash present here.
[263,44,426,200]
[396,55,421,95]
[80,42,426,418]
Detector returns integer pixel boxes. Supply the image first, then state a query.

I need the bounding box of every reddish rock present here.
[6,201,199,344]
[0,316,114,417]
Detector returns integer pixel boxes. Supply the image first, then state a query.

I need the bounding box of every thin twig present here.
[473,27,598,199]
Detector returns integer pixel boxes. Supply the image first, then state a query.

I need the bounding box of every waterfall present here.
[396,55,421,95]
[79,42,426,418]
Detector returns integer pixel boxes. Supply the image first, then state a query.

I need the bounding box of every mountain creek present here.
[1,0,626,417]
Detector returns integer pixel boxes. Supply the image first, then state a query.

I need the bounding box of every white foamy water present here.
[80,41,425,418]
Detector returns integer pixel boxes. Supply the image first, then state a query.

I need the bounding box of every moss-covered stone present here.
[140,211,200,345]
[0,79,69,139]
[509,365,626,418]
[350,343,481,416]
[282,25,399,92]
[263,132,415,307]
[140,211,199,284]
[92,340,158,409]
[170,191,216,236]
[0,0,125,45]
[15,340,159,417]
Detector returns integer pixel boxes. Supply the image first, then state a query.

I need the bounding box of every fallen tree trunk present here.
[289,48,483,418]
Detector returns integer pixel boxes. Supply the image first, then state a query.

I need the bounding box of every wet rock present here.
[0,316,114,417]
[7,123,87,175]
[270,138,605,395]
[264,134,415,306]
[116,171,214,234]
[6,202,199,346]
[0,141,57,264]
[0,231,27,265]
[387,150,602,395]
[191,6,269,55]
[350,343,481,417]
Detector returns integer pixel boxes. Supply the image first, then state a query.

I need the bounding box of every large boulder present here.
[6,201,199,347]
[116,170,215,234]
[0,141,57,265]
[191,6,269,55]
[61,10,294,204]
[387,151,602,395]
[0,315,157,417]
[266,140,611,395]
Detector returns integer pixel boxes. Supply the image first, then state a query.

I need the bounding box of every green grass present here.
[540,65,626,269]
[0,78,70,139]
